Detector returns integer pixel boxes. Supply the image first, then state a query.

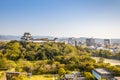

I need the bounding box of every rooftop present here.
[94,68,111,74]
[65,74,74,79]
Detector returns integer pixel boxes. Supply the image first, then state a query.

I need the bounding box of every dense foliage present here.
[92,49,120,60]
[0,41,77,61]
[0,40,120,77]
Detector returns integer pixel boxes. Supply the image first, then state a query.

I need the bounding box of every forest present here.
[0,40,120,80]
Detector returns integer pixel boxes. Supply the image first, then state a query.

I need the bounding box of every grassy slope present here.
[29,74,58,80]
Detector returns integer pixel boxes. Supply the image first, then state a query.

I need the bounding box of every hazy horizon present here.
[0,0,120,38]
[1,34,120,39]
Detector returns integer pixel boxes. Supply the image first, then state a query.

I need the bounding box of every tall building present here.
[68,37,76,46]
[21,32,33,41]
[86,38,95,46]
[75,40,77,46]
[104,39,111,48]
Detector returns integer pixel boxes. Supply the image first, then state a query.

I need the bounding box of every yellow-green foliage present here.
[0,71,4,79]
[11,74,27,80]
[29,75,58,80]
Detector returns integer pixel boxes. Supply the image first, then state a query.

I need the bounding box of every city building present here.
[92,68,113,80]
[75,40,77,46]
[104,39,111,48]
[86,38,95,46]
[64,71,85,80]
[64,74,74,80]
[68,37,76,46]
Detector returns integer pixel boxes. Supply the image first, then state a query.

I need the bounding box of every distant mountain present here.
[0,35,120,43]
[0,35,54,41]
[0,35,21,40]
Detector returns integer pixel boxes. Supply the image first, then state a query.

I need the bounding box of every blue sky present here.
[0,0,120,38]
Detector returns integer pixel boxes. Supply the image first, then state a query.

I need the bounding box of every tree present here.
[58,68,66,76]
[98,57,104,63]
[5,41,21,60]
[11,74,27,80]
[84,72,95,80]
[0,58,8,69]
[0,51,3,58]
[25,51,35,60]
[15,60,33,73]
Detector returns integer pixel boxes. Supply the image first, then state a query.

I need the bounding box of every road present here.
[92,57,120,65]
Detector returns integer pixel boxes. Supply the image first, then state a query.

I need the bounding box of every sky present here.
[0,0,120,38]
